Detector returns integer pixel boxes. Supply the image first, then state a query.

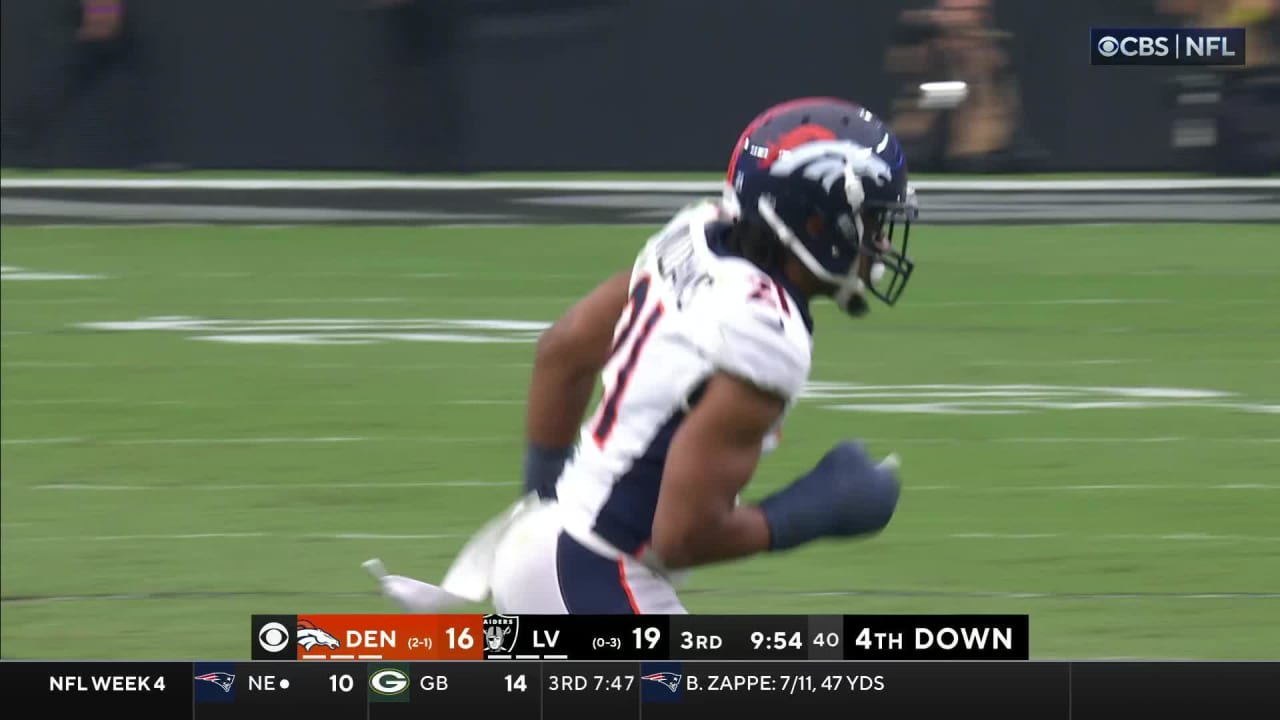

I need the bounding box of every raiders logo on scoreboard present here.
[482,614,519,656]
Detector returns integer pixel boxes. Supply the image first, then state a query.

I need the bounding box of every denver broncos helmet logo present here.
[758,124,837,170]
[296,619,341,650]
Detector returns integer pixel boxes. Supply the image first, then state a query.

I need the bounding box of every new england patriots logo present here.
[194,672,235,693]
[641,671,682,692]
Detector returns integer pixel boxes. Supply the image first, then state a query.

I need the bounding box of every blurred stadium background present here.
[2,0,1277,660]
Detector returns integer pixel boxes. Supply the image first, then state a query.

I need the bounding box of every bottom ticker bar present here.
[2,660,1277,719]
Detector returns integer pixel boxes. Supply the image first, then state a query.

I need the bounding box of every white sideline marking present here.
[7,430,1269,448]
[3,361,532,370]
[27,480,1276,494]
[6,532,467,543]
[5,177,1279,191]
[5,530,1274,544]
[2,436,361,446]
[32,480,514,491]
[3,435,508,447]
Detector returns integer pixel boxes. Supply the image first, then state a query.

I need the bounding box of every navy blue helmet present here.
[724,97,918,316]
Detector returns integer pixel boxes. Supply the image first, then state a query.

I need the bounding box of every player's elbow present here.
[533,320,577,374]
[649,517,705,570]
[535,313,596,370]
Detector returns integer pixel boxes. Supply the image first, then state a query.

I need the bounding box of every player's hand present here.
[757,441,901,551]
[523,442,571,500]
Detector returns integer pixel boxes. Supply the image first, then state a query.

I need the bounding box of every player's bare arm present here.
[650,372,784,569]
[523,270,631,496]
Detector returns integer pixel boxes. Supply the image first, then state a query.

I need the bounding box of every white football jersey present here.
[556,200,814,556]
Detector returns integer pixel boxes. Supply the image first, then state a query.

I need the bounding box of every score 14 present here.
[505,674,528,692]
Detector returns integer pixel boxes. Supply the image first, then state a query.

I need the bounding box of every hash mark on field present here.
[240,297,413,304]
[448,399,524,405]
[999,436,1182,443]
[10,532,269,543]
[914,298,1174,307]
[326,533,459,540]
[4,297,114,305]
[3,361,100,368]
[0,266,106,281]
[110,436,365,446]
[967,359,1147,367]
[948,533,1280,543]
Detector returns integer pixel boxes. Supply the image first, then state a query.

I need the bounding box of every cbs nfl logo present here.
[1092,28,1245,65]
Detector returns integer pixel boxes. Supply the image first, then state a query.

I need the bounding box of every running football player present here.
[367,96,918,613]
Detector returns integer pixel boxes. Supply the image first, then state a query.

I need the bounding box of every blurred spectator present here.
[1,1,136,167]
[368,0,466,173]
[884,0,1045,172]
[1159,0,1280,174]
[1158,0,1279,65]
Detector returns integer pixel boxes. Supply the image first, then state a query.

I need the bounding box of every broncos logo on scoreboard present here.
[296,619,342,651]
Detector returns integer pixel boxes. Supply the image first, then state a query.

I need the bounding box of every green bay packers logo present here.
[368,666,410,702]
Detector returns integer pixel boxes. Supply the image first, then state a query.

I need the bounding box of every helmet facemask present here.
[857,191,917,307]
[755,181,918,317]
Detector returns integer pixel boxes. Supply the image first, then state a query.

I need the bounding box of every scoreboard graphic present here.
[2,614,1275,719]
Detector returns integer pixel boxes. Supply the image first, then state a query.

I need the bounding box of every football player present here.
[367,96,917,613]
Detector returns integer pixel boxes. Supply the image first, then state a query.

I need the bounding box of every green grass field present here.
[2,222,1277,660]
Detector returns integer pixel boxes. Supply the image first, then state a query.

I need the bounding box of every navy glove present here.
[523,442,572,500]
[758,441,901,551]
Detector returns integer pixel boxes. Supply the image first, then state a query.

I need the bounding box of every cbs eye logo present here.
[257,622,291,653]
[369,668,410,696]
[1097,35,1121,57]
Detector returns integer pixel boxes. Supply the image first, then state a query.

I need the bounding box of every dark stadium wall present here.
[0,0,1196,172]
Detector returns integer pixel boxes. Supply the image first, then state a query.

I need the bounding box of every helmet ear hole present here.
[805,215,824,238]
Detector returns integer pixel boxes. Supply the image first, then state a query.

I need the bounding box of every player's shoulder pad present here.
[695,258,812,400]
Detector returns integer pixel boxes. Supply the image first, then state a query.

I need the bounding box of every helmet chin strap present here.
[756,195,868,316]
